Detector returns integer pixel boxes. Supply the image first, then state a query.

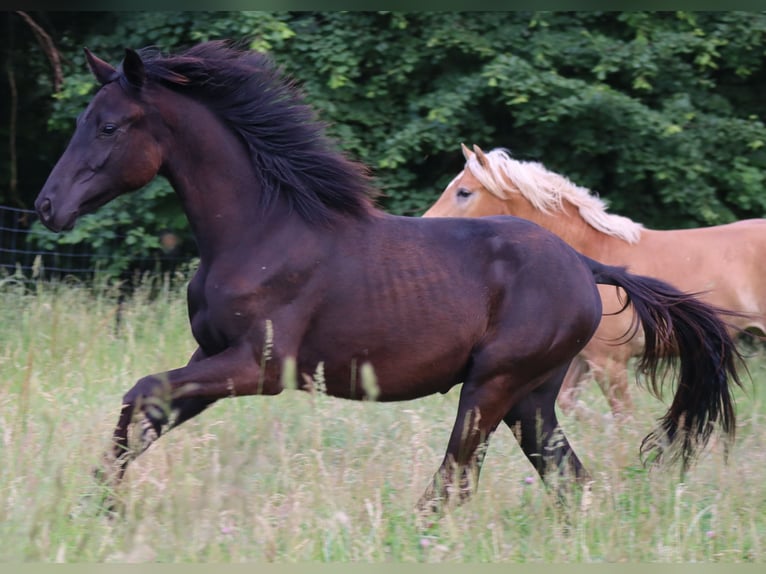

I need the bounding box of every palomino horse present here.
[35,42,743,517]
[425,144,763,416]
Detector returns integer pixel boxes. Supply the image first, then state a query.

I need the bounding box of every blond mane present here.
[465,148,643,243]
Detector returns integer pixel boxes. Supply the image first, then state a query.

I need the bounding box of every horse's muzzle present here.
[35,196,74,232]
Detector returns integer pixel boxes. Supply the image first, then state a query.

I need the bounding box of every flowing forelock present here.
[466,148,642,243]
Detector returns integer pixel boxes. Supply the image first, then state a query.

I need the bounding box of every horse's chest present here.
[186,267,298,354]
[186,272,250,353]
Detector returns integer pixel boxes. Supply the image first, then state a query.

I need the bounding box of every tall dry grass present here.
[0,276,763,562]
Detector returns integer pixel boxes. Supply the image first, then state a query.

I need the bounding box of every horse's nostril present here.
[39,198,53,221]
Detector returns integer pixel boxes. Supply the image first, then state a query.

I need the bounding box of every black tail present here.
[581,254,745,472]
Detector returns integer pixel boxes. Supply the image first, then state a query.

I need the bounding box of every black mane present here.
[133,41,376,224]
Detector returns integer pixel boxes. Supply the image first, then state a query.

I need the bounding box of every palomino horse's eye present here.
[456,188,473,199]
[100,123,118,136]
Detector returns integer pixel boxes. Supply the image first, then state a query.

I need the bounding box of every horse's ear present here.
[84,48,118,85]
[461,142,474,161]
[121,48,146,89]
[473,145,489,168]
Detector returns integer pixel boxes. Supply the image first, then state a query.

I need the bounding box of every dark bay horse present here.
[424,144,765,417]
[35,42,743,517]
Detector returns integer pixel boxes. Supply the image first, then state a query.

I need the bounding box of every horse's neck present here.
[516,199,630,261]
[156,94,288,261]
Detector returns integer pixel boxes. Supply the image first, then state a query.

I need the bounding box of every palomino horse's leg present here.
[594,357,633,416]
[558,354,634,418]
[503,364,590,486]
[556,356,590,414]
[98,344,278,490]
[415,375,519,519]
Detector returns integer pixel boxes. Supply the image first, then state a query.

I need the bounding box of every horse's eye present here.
[101,123,118,136]
[456,188,473,199]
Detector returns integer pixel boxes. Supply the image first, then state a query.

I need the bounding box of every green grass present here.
[1,276,764,562]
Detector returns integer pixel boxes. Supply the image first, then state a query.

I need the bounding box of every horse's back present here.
[583,217,766,345]
[628,219,766,330]
[398,215,604,371]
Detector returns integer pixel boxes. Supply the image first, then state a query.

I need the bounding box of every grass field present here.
[1,275,764,562]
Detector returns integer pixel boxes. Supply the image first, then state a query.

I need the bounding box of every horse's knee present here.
[123,376,158,402]
[122,375,172,426]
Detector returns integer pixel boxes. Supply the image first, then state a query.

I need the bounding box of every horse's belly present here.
[299,328,475,402]
[319,360,466,402]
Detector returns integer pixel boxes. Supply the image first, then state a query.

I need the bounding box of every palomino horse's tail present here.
[580,254,745,472]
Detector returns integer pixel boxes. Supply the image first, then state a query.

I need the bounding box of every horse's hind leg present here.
[503,364,590,488]
[415,375,519,519]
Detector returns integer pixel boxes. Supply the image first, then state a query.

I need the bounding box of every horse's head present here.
[422,144,512,219]
[35,48,163,232]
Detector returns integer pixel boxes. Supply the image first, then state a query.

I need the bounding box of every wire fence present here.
[0,204,190,284]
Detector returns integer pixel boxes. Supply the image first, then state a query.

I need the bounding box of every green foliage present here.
[467,11,766,227]
[14,11,766,275]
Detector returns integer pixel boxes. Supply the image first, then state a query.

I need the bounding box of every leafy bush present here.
[22,11,766,276]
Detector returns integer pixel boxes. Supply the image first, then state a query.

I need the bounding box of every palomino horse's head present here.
[35,49,163,232]
[424,144,643,243]
[423,143,515,219]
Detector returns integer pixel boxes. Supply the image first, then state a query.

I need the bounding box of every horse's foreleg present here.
[150,348,216,431]
[98,344,279,491]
